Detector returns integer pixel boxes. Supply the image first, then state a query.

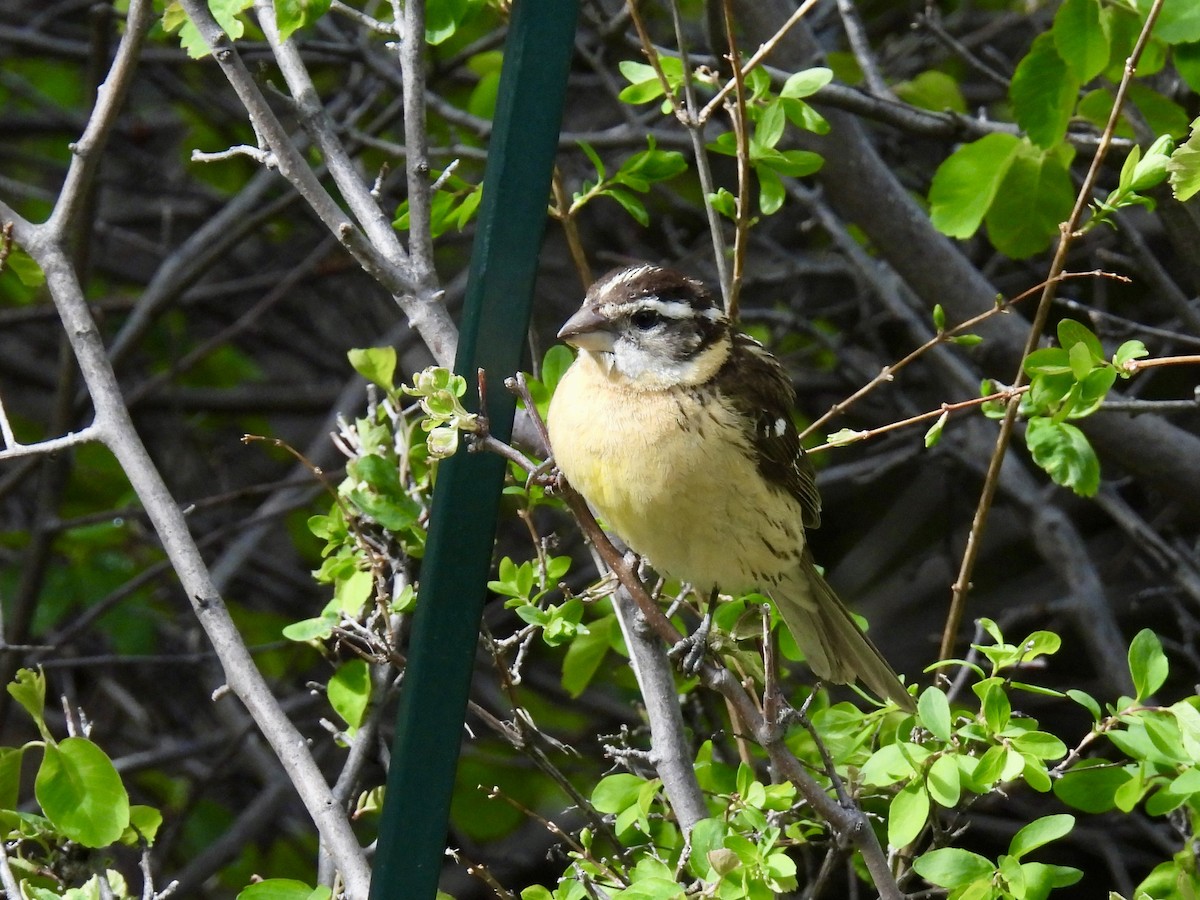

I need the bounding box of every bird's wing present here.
[717,333,822,529]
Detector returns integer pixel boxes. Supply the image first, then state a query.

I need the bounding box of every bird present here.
[545,263,914,710]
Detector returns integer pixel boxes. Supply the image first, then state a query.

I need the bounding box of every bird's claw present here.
[669,614,712,676]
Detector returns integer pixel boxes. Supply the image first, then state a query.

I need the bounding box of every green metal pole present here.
[368,1,579,897]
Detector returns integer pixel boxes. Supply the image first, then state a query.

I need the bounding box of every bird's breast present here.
[547,353,805,591]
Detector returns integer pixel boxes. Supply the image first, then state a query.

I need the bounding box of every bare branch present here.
[178,0,458,368]
[394,0,438,286]
[48,0,153,238]
[611,586,710,833]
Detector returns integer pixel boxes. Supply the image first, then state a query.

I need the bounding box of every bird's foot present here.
[668,612,712,676]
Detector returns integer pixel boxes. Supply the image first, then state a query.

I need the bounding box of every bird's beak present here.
[557,306,616,352]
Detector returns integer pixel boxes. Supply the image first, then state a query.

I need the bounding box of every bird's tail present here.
[772,552,915,711]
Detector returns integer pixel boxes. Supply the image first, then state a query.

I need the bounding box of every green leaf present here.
[887,780,929,848]
[1053,760,1130,812]
[1054,0,1110,81]
[780,67,832,99]
[985,143,1076,258]
[8,668,47,737]
[0,748,25,810]
[893,70,967,113]
[1138,0,1200,43]
[758,148,823,178]
[1168,117,1200,201]
[238,880,330,900]
[2,246,45,288]
[927,754,962,807]
[1011,33,1080,148]
[618,61,666,104]
[1024,417,1101,496]
[334,567,374,615]
[274,0,331,42]
[929,133,1022,238]
[780,97,829,134]
[347,485,420,531]
[426,0,473,45]
[756,100,786,149]
[561,614,615,697]
[1009,814,1074,860]
[281,613,338,642]
[592,773,645,813]
[36,737,130,847]
[757,166,786,216]
[967,745,1008,792]
[687,818,727,879]
[124,804,164,846]
[1070,366,1117,418]
[1020,862,1083,896]
[1022,755,1053,793]
[328,658,371,729]
[540,345,573,396]
[616,141,687,184]
[1177,43,1200,93]
[708,188,737,219]
[914,848,996,889]
[1010,731,1068,760]
[1067,688,1102,721]
[347,347,397,390]
[860,742,928,787]
[1127,84,1191,140]
[1129,628,1168,700]
[163,0,253,57]
[1025,347,1072,376]
[918,686,953,741]
[1114,767,1147,812]
[1057,318,1104,360]
[1020,629,1063,660]
[976,679,1012,733]
[1137,860,1200,900]
[1068,341,1094,381]
[605,187,649,226]
[1114,339,1150,371]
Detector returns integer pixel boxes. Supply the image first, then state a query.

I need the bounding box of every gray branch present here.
[612,585,710,833]
[178,0,458,368]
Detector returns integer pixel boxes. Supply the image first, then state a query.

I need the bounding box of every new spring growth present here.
[402,366,479,458]
[1093,134,1175,220]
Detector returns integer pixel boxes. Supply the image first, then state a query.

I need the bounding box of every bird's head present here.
[557,264,732,389]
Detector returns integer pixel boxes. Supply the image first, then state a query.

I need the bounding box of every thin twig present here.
[660,0,731,302]
[800,269,1127,441]
[550,168,593,290]
[1122,354,1200,373]
[47,0,152,236]
[807,385,1029,453]
[698,0,822,124]
[720,0,750,320]
[835,0,894,99]
[940,0,1167,661]
[0,421,103,461]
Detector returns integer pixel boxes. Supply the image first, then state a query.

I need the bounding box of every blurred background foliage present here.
[2,0,1200,896]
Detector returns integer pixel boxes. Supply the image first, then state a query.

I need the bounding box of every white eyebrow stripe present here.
[609,297,698,320]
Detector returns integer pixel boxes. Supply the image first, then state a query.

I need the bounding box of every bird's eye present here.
[630,309,662,330]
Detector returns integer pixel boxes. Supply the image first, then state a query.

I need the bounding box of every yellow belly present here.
[546,352,805,591]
